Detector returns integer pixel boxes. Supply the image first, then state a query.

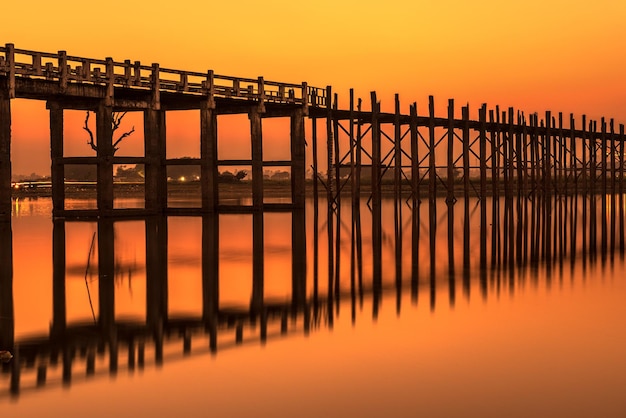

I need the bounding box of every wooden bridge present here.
[2,43,626,221]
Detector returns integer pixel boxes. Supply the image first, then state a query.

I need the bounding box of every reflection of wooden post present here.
[51,220,67,336]
[98,220,115,330]
[202,213,219,320]
[49,103,65,213]
[96,102,114,211]
[144,109,167,211]
[146,216,168,330]
[292,209,306,307]
[447,200,455,307]
[0,220,13,349]
[0,90,11,219]
[251,212,264,311]
[201,104,218,212]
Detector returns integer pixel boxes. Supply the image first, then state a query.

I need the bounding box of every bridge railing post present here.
[58,50,67,93]
[6,43,15,98]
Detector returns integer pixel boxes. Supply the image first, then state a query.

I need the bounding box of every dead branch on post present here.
[83,110,135,154]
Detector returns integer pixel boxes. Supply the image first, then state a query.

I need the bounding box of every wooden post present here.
[479,105,487,268]
[462,106,470,202]
[410,103,419,204]
[428,96,436,201]
[250,107,263,211]
[0,90,10,219]
[144,109,166,212]
[479,104,487,200]
[291,108,306,210]
[49,103,65,213]
[291,110,306,306]
[5,44,15,98]
[96,102,114,211]
[601,119,608,256]
[446,99,455,203]
[201,103,218,212]
[395,94,403,204]
[371,91,382,289]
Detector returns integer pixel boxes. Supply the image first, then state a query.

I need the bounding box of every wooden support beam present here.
[370,91,382,289]
[5,43,15,98]
[291,107,306,209]
[479,105,487,200]
[409,103,419,204]
[446,99,455,203]
[0,90,10,219]
[462,106,470,202]
[49,103,65,213]
[201,104,218,212]
[395,94,403,204]
[428,96,436,201]
[250,107,263,211]
[144,109,166,211]
[96,102,114,211]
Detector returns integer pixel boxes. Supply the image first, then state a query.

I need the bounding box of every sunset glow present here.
[4,0,626,176]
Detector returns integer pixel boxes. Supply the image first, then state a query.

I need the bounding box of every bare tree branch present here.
[83,110,135,154]
[113,125,136,151]
[83,111,97,152]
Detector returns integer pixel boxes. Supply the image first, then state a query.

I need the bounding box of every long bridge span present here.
[1,43,625,221]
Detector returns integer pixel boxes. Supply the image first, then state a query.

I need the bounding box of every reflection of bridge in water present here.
[2,190,625,398]
[1,43,626,399]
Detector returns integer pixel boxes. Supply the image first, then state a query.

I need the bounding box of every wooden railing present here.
[0,43,328,108]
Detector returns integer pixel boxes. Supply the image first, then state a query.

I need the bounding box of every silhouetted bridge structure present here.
[2,43,626,220]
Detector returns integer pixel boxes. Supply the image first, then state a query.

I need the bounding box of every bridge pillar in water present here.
[200,104,218,212]
[144,109,167,212]
[48,103,65,213]
[0,90,11,220]
[96,102,114,212]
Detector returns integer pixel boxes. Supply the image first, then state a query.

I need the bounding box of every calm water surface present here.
[2,196,625,418]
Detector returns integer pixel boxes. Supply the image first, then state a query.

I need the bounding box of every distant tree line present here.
[63,164,248,183]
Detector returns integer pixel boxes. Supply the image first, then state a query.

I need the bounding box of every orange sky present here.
[4,0,626,175]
